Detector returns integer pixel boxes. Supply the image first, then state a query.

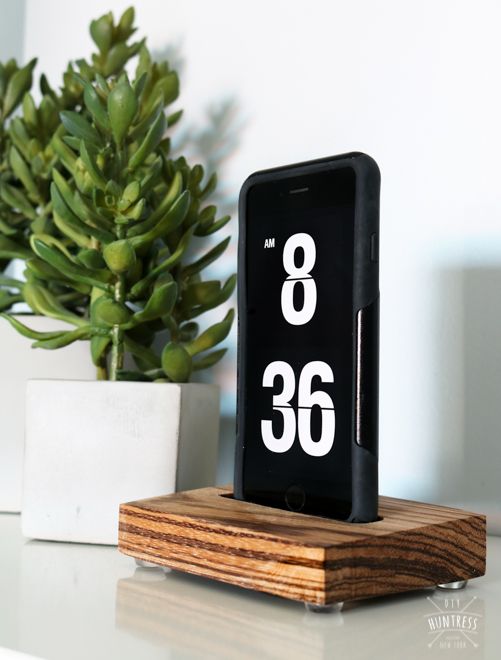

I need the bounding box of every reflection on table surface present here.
[0,514,498,660]
[116,566,486,660]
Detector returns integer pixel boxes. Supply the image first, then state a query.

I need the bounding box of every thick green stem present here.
[109,274,126,380]
[96,360,108,380]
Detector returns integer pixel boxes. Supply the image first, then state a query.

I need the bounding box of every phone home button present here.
[285,484,306,512]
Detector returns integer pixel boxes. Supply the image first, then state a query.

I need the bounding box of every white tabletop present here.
[0,512,499,660]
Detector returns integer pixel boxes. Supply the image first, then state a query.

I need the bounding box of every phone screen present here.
[240,166,356,518]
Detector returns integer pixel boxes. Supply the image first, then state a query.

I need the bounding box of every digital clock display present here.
[241,166,357,518]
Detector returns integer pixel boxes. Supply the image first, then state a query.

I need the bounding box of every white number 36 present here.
[261,360,335,457]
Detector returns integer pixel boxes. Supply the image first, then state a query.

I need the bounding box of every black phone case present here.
[234,152,380,522]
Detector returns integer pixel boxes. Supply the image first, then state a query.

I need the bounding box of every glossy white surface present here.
[0,513,499,660]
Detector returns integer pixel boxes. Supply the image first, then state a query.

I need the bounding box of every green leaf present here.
[9,146,39,202]
[0,292,23,312]
[197,205,216,227]
[178,321,198,342]
[127,170,183,237]
[51,133,78,174]
[143,368,165,380]
[161,342,192,382]
[63,136,82,150]
[193,348,227,371]
[118,7,135,36]
[118,181,141,211]
[90,13,112,53]
[60,111,102,148]
[77,248,106,270]
[103,239,136,273]
[133,281,177,323]
[129,225,196,299]
[138,156,162,195]
[190,164,204,187]
[8,117,31,160]
[103,43,130,77]
[136,44,151,79]
[150,71,179,107]
[183,281,221,307]
[186,309,234,356]
[129,99,162,142]
[74,159,94,195]
[39,94,59,134]
[92,296,132,327]
[76,75,110,130]
[0,275,23,288]
[22,92,38,129]
[78,140,107,190]
[53,211,93,249]
[122,197,144,221]
[184,274,237,319]
[0,235,32,260]
[199,172,217,200]
[2,58,36,119]
[182,236,231,278]
[31,237,112,292]
[51,181,114,244]
[29,232,74,259]
[94,73,109,95]
[167,109,183,127]
[0,217,18,236]
[108,76,138,144]
[23,282,87,327]
[195,214,231,237]
[0,313,67,341]
[52,169,108,233]
[33,325,92,349]
[128,110,166,170]
[39,73,57,102]
[91,335,111,366]
[128,189,190,249]
[25,258,91,295]
[124,334,161,369]
[105,179,121,200]
[0,181,36,220]
[0,61,6,97]
[133,71,148,102]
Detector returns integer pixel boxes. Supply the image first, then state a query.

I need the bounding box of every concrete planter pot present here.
[22,380,220,545]
[0,316,95,512]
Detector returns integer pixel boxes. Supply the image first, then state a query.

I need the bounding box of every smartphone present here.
[234,152,380,522]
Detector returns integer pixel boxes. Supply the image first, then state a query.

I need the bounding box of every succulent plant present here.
[0,57,37,308]
[0,8,144,313]
[0,7,235,383]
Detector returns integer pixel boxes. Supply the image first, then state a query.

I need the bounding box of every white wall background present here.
[13,0,501,527]
[0,0,24,61]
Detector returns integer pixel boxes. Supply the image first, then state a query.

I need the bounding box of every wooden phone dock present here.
[118,486,486,610]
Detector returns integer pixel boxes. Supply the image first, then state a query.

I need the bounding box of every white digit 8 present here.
[261,361,296,453]
[298,361,335,457]
[261,360,335,457]
[281,233,317,325]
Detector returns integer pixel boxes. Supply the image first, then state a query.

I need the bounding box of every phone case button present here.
[370,232,378,262]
